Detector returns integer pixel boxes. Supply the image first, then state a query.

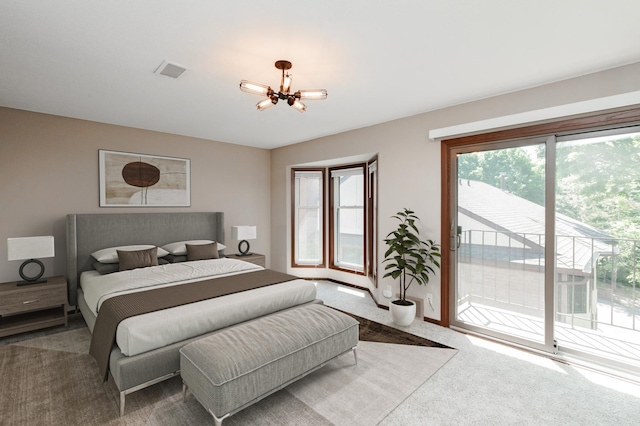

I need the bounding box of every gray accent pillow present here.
[165,254,188,263]
[186,242,220,261]
[92,245,169,263]
[93,258,169,275]
[92,261,120,275]
[162,240,226,255]
[118,247,159,271]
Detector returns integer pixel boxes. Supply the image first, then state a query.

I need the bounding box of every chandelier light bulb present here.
[256,98,276,111]
[290,99,307,113]
[281,73,292,94]
[240,80,271,96]
[297,89,328,100]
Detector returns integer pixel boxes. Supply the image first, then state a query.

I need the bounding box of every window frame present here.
[367,157,379,286]
[290,168,326,268]
[329,163,367,275]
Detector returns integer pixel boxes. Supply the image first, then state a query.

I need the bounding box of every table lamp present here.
[231,226,256,256]
[7,236,55,286]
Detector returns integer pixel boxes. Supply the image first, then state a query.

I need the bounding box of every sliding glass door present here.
[449,125,640,370]
[554,128,640,369]
[451,138,554,352]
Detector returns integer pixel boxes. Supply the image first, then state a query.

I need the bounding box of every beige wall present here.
[3,61,639,318]
[0,108,271,287]
[270,61,640,321]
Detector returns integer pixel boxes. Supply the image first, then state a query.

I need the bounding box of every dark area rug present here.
[341,310,454,349]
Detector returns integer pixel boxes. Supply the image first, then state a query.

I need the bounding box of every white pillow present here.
[91,245,169,264]
[161,240,226,256]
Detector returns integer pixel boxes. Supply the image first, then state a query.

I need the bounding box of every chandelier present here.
[239,60,327,113]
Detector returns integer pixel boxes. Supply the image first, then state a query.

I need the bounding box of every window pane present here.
[337,207,364,267]
[298,175,321,207]
[338,175,364,206]
[293,170,324,266]
[456,144,546,344]
[297,207,321,262]
[555,130,640,362]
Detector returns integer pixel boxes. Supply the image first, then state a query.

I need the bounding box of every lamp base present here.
[235,253,253,257]
[238,240,252,256]
[18,259,46,284]
[17,278,48,286]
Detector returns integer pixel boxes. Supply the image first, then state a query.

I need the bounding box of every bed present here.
[66,212,318,416]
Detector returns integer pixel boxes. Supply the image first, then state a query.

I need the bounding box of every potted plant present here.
[383,208,441,326]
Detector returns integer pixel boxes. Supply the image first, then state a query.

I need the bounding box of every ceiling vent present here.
[154,60,188,79]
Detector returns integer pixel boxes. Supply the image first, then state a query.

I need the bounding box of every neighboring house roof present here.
[457,179,614,271]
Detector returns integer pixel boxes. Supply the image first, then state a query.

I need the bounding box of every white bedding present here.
[80,258,317,356]
[81,257,264,315]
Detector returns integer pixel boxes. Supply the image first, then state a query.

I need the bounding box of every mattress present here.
[80,258,317,356]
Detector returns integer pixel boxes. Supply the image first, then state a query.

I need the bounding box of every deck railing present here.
[457,230,640,332]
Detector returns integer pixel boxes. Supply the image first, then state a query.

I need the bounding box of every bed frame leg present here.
[182,382,189,402]
[119,391,126,417]
[352,346,358,365]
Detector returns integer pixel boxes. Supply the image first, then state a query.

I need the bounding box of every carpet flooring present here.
[314,281,640,425]
[0,309,456,425]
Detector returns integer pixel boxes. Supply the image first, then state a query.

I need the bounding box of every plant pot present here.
[390,299,416,326]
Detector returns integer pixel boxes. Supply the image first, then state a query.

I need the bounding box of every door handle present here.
[450,224,463,250]
[451,225,462,250]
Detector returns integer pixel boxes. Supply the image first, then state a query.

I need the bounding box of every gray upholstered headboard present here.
[66,212,224,306]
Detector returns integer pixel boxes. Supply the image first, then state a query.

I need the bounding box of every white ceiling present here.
[2,1,639,149]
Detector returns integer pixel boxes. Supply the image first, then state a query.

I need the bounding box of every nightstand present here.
[0,275,68,338]
[226,253,266,267]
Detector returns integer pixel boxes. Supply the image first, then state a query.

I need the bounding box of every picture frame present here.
[99,150,191,207]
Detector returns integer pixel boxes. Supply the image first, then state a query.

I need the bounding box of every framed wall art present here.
[99,150,191,207]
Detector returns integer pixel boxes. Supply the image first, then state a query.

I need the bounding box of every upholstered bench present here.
[180,303,359,425]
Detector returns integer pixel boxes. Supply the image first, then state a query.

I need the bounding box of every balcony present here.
[456,230,640,370]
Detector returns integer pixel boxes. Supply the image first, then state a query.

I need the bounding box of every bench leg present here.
[208,410,230,426]
[353,346,358,365]
[185,381,228,425]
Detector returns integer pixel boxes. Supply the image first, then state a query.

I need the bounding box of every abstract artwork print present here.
[99,150,190,206]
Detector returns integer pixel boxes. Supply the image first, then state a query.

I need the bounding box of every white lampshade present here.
[231,226,257,241]
[7,236,55,261]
